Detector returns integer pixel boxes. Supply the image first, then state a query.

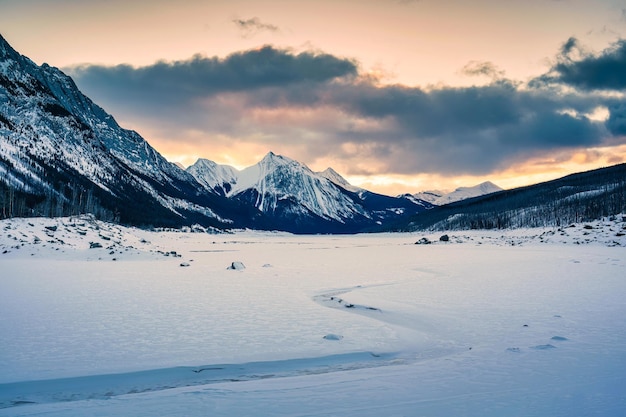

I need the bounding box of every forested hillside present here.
[397,163,626,231]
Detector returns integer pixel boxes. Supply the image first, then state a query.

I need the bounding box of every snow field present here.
[1,216,625,415]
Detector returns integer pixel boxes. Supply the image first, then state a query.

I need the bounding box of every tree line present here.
[399,163,626,231]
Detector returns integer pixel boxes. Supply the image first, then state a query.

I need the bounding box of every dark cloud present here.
[537,37,626,91]
[606,102,626,135]
[325,80,607,174]
[560,37,580,56]
[460,60,505,79]
[67,41,622,177]
[67,46,357,115]
[232,17,279,38]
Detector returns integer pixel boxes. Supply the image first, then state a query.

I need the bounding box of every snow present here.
[194,152,369,222]
[317,167,363,193]
[434,181,503,205]
[186,158,238,194]
[411,181,504,206]
[1,215,625,416]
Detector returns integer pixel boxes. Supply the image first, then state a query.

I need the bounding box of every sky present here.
[2,0,626,195]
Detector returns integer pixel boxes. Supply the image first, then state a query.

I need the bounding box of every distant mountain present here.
[394,164,626,231]
[407,191,445,205]
[404,181,503,206]
[432,181,503,205]
[187,152,432,233]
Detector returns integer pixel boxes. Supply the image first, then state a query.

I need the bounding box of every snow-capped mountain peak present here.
[407,182,502,206]
[186,152,432,232]
[224,152,369,222]
[187,158,239,196]
[436,181,502,205]
[318,167,362,193]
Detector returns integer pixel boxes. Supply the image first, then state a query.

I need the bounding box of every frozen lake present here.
[1,216,625,416]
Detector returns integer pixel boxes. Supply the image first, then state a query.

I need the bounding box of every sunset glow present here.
[2,0,626,195]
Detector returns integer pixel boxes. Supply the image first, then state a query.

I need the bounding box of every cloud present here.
[606,102,626,135]
[537,37,626,91]
[460,60,505,80]
[67,41,623,179]
[67,46,357,116]
[324,80,608,174]
[232,17,279,38]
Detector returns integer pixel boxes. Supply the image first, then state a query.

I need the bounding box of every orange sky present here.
[2,0,626,194]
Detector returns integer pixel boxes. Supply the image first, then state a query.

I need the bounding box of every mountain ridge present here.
[393,163,626,231]
[0,33,253,228]
[187,152,433,233]
[2,34,624,233]
[1,34,432,233]
[426,181,503,206]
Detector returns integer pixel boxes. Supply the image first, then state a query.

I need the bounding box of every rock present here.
[45,225,57,232]
[227,261,246,270]
[415,237,431,245]
[439,234,450,242]
[180,262,190,267]
[323,334,343,341]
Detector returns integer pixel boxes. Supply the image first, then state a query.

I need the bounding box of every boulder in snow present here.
[227,261,246,270]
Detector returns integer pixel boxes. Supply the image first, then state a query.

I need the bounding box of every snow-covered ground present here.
[1,215,625,416]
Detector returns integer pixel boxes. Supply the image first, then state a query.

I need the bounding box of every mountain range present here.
[0,34,439,233]
[400,181,503,206]
[393,163,626,232]
[2,34,624,233]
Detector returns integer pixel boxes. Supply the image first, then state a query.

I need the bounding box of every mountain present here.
[404,181,503,206]
[0,33,255,229]
[186,158,238,196]
[7,34,620,235]
[406,190,445,205]
[317,167,363,193]
[0,33,430,233]
[187,152,433,233]
[432,181,503,205]
[393,164,626,231]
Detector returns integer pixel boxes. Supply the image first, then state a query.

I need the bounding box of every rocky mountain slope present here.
[0,33,256,228]
[0,34,431,233]
[187,152,432,233]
